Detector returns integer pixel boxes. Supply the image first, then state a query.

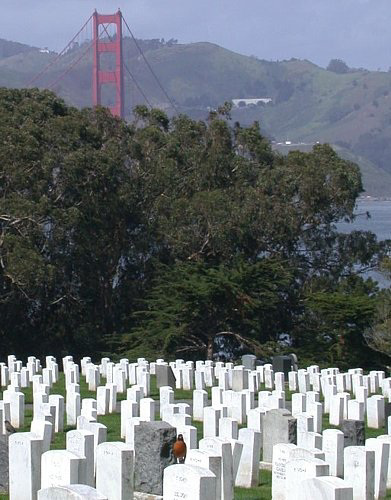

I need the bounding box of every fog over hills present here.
[1,36,391,196]
[1,0,390,71]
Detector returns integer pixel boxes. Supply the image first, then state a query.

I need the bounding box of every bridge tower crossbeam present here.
[92,10,124,118]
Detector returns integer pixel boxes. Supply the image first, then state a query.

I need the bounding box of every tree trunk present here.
[207,336,214,360]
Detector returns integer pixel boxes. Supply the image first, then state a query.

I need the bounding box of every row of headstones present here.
[13,425,391,500]
[4,354,391,499]
[3,352,294,500]
[1,353,387,442]
[26,362,391,454]
[271,436,391,500]
[0,354,319,433]
[9,416,251,500]
[2,354,251,499]
[255,364,390,431]
[0,355,60,433]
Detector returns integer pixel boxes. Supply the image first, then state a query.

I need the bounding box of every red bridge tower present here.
[92,10,124,118]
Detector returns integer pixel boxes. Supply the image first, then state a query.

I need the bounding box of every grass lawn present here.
[3,373,391,498]
[235,470,272,499]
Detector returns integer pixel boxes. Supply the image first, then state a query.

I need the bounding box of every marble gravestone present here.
[96,442,133,500]
[0,436,8,494]
[38,485,106,499]
[342,420,365,447]
[155,365,176,390]
[272,356,293,377]
[285,457,330,500]
[134,421,177,495]
[186,449,222,500]
[263,409,297,463]
[300,477,353,500]
[241,355,257,371]
[9,432,42,500]
[344,446,375,500]
[163,464,216,500]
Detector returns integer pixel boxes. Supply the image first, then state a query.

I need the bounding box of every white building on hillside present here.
[232,98,272,108]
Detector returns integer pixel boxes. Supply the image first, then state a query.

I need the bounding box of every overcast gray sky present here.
[1,0,390,70]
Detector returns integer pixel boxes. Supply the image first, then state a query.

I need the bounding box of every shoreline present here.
[358,196,391,202]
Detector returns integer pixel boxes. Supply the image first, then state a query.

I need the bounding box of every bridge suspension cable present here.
[26,10,177,117]
[47,36,97,91]
[99,23,152,109]
[26,14,93,87]
[122,16,179,114]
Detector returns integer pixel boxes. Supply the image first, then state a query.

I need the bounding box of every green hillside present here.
[0,39,40,59]
[1,37,391,196]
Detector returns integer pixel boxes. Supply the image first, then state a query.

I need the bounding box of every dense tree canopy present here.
[327,59,350,74]
[0,88,387,367]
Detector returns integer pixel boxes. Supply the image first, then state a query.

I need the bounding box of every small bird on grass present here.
[4,420,16,434]
[173,434,187,464]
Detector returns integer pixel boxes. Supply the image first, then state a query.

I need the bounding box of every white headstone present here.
[66,429,95,487]
[120,400,138,438]
[272,443,297,500]
[41,450,81,488]
[199,437,234,500]
[9,432,43,500]
[365,437,389,499]
[203,407,221,438]
[300,476,353,500]
[96,442,133,500]
[163,464,216,500]
[235,428,261,488]
[139,397,155,421]
[344,446,375,500]
[377,434,391,489]
[48,395,65,433]
[367,395,385,429]
[66,391,81,426]
[193,390,208,421]
[96,386,110,416]
[37,484,106,499]
[186,449,221,500]
[285,457,330,500]
[323,429,344,478]
[31,419,52,453]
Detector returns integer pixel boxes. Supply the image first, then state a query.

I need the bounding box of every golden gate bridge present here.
[27,10,178,118]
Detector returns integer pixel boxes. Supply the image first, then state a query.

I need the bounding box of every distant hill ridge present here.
[0,38,40,59]
[1,36,391,196]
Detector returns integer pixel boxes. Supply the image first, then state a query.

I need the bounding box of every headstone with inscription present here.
[272,443,297,500]
[96,442,133,500]
[41,450,81,489]
[163,464,216,500]
[186,449,222,500]
[344,446,375,500]
[66,429,95,487]
[285,457,330,500]
[9,432,42,500]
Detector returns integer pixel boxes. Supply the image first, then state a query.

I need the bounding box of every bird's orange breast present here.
[173,440,187,458]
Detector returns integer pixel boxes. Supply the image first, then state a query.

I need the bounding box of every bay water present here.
[337,199,391,287]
